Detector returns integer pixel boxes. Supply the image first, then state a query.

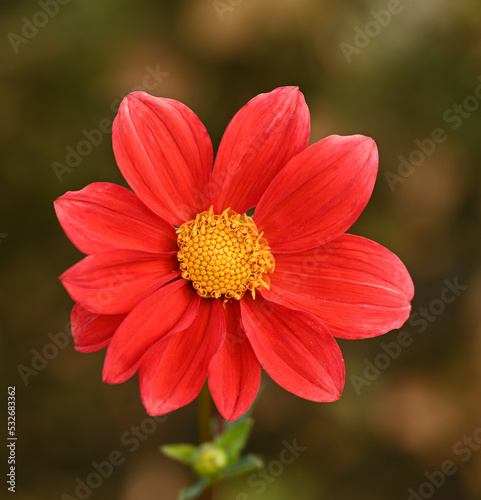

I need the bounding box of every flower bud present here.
[194,443,228,478]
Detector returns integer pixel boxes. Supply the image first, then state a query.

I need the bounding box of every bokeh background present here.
[2,0,481,499]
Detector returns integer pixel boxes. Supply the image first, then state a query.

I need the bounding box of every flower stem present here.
[198,384,215,500]
[198,383,213,443]
[217,410,225,436]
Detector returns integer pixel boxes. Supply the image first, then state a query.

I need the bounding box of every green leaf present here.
[179,478,211,500]
[161,443,197,466]
[214,418,254,463]
[163,417,260,497]
[221,453,264,479]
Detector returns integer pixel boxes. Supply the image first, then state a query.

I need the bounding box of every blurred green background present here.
[2,0,481,499]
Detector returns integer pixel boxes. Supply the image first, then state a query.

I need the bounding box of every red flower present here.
[55,87,414,421]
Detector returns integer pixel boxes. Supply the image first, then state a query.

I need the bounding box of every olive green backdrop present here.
[2,1,480,499]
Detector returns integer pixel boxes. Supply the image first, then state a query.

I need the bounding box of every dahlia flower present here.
[55,87,413,421]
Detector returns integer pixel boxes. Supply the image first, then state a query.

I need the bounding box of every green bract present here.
[161,418,263,499]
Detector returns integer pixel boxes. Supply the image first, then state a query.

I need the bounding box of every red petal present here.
[60,250,179,315]
[210,87,309,213]
[140,298,225,416]
[240,296,345,402]
[208,301,260,422]
[71,304,126,353]
[254,135,378,253]
[262,234,414,339]
[103,280,199,384]
[112,92,213,226]
[54,182,177,254]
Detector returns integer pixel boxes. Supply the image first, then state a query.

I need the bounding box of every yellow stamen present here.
[176,207,275,300]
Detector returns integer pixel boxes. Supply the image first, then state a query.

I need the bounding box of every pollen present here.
[176,207,275,300]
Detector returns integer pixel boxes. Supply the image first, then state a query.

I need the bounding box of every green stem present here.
[198,384,215,500]
[198,383,213,443]
[216,410,225,436]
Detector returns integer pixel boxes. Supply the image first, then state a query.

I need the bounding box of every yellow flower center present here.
[176,207,275,300]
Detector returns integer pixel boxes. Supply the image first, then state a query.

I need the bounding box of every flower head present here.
[176,206,275,300]
[55,87,414,421]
